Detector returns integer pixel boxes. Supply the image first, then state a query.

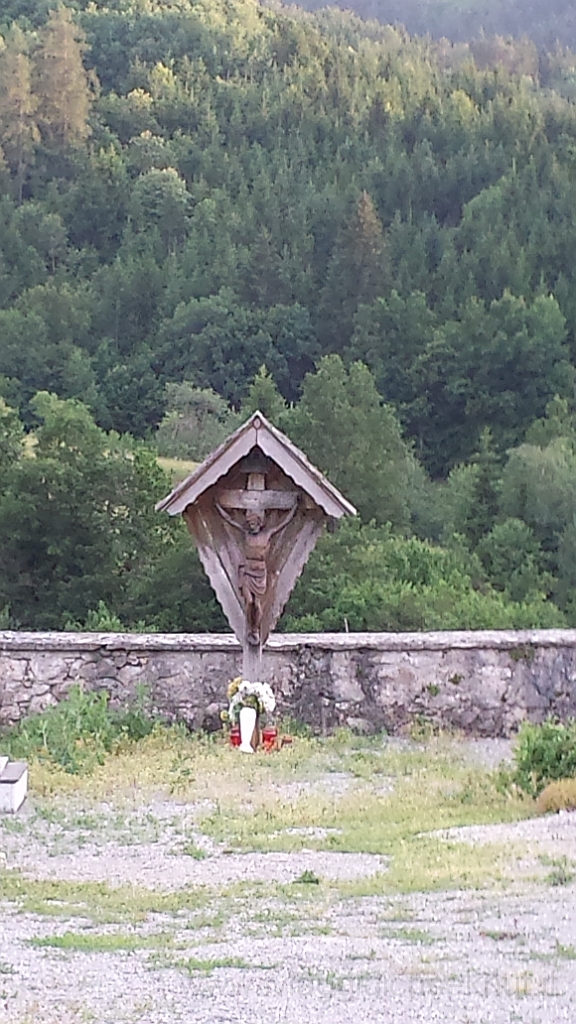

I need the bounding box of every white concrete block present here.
[0,761,28,813]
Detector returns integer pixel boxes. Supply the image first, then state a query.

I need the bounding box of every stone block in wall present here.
[116,662,150,692]
[0,658,27,684]
[28,654,70,683]
[329,651,364,704]
[28,693,57,715]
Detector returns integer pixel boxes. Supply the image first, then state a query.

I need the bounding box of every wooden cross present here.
[215,468,300,682]
[156,411,356,691]
[217,474,299,512]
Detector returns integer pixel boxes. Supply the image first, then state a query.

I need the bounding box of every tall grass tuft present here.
[3,683,158,774]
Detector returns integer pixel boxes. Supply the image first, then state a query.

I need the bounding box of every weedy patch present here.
[178,955,251,974]
[539,855,575,887]
[480,929,521,942]
[25,727,355,804]
[16,804,169,858]
[151,954,273,976]
[304,967,347,990]
[347,949,378,961]
[303,965,378,990]
[199,764,529,856]
[178,840,208,860]
[555,942,576,960]
[293,869,321,885]
[4,684,157,777]
[28,931,177,954]
[1,731,538,918]
[0,872,209,924]
[536,778,576,814]
[511,719,576,797]
[192,739,530,894]
[248,899,333,938]
[379,926,436,944]
[529,940,576,963]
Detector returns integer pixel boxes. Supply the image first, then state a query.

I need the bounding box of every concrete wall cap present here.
[1,628,576,653]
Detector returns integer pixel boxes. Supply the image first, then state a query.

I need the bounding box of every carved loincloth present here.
[239,558,267,597]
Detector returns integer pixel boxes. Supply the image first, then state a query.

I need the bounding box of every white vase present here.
[238,706,257,753]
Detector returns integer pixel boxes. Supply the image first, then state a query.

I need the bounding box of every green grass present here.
[179,841,208,860]
[177,956,252,974]
[379,926,436,944]
[0,874,208,924]
[539,855,576,887]
[196,750,531,896]
[149,951,275,975]
[1,728,536,899]
[28,930,176,953]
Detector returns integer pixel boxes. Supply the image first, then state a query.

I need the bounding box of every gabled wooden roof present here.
[156,411,357,519]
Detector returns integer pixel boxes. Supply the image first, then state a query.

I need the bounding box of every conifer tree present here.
[287,355,412,528]
[462,428,501,549]
[0,26,39,201]
[34,6,92,149]
[317,190,389,353]
[243,229,291,308]
[242,365,287,425]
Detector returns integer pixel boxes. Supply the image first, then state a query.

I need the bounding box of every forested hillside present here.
[299,0,576,56]
[1,0,576,632]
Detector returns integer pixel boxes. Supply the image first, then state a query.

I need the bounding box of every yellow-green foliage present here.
[536,777,576,814]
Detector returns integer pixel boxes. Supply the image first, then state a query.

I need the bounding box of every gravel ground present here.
[2,881,576,1024]
[1,737,576,1024]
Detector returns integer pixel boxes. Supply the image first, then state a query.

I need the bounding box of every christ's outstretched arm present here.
[267,498,298,538]
[215,501,244,531]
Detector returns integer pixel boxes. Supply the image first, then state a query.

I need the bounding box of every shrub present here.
[4,683,157,774]
[536,778,576,814]
[512,719,576,797]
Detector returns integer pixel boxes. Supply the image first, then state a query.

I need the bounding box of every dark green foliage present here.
[476,519,552,604]
[2,0,576,630]
[0,397,23,478]
[407,293,574,476]
[287,355,414,528]
[242,366,287,426]
[512,719,576,797]
[0,392,174,629]
[122,531,229,634]
[4,683,157,774]
[282,519,564,633]
[460,430,501,549]
[317,191,389,353]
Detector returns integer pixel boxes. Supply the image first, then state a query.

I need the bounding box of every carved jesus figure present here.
[215,500,298,645]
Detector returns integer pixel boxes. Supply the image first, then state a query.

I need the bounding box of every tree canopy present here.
[1,0,576,631]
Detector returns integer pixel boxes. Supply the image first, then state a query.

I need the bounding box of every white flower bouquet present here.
[225,677,276,724]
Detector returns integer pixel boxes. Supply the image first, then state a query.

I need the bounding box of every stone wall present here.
[2,629,576,737]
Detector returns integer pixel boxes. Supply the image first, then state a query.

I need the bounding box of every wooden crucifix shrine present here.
[156,412,356,682]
